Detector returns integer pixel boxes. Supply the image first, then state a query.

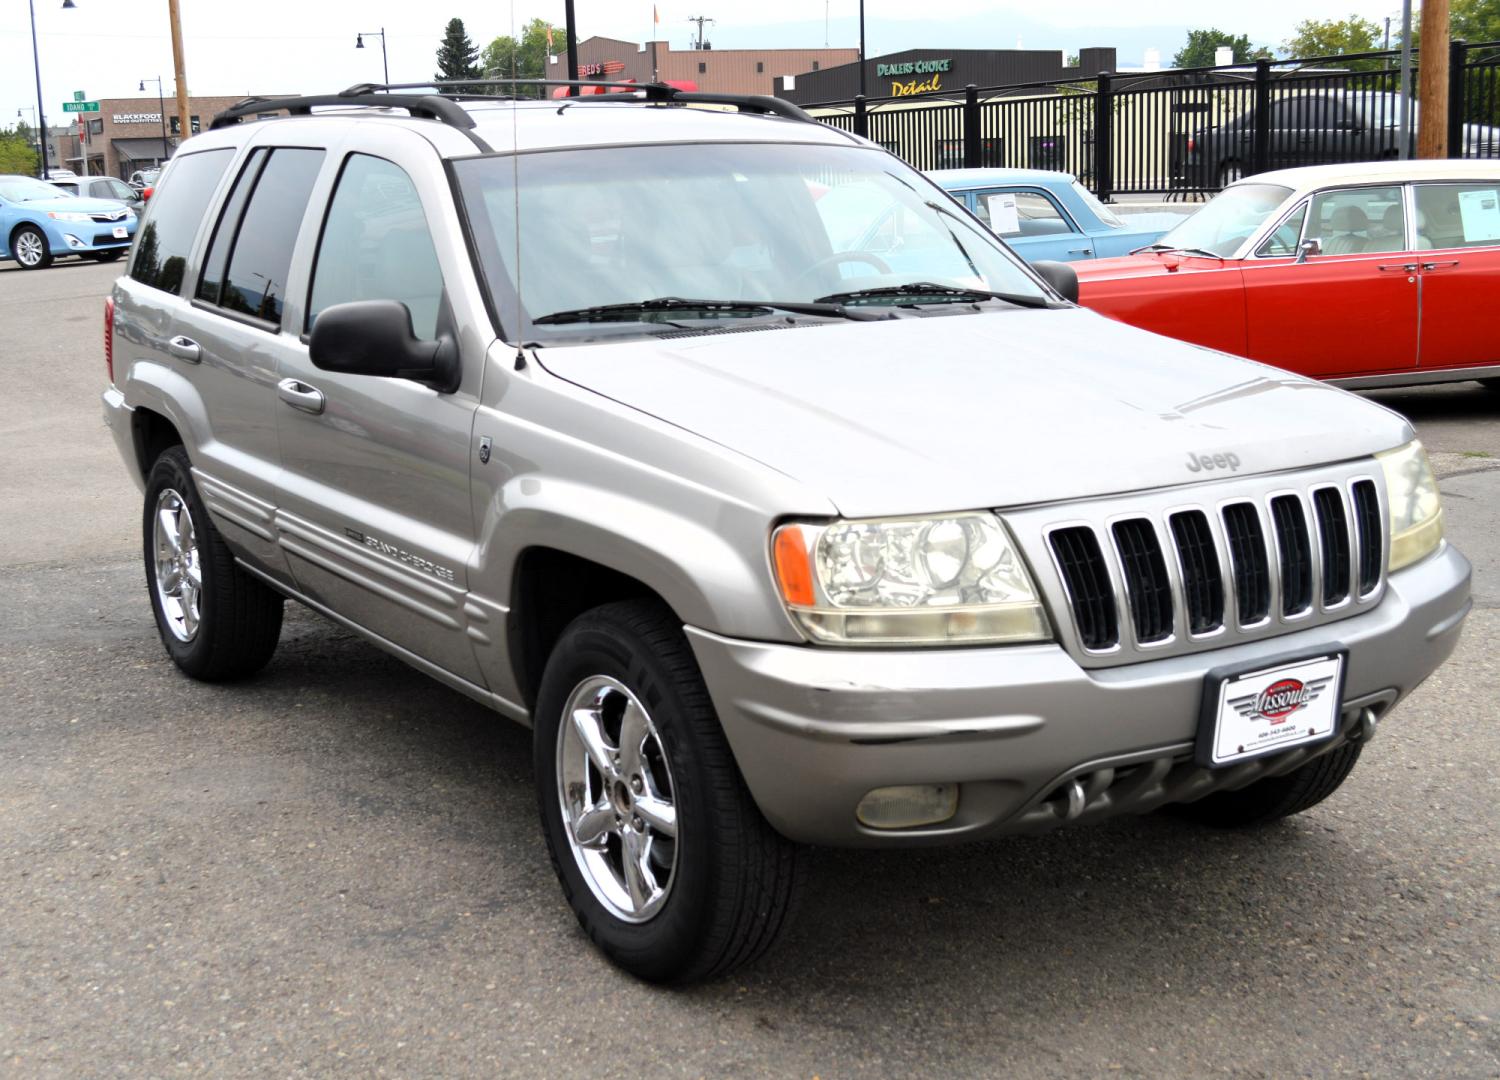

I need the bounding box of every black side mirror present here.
[308,299,460,393]
[1032,260,1079,303]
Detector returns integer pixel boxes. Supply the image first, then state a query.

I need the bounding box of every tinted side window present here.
[196,148,268,305]
[106,179,136,201]
[217,148,324,324]
[307,154,445,339]
[130,149,234,294]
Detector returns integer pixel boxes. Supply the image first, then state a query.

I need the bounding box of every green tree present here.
[0,125,39,175]
[1284,15,1384,68]
[482,18,572,91]
[1173,28,1267,67]
[1452,0,1500,41]
[434,18,483,91]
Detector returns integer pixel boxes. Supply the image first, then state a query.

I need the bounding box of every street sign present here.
[61,101,98,113]
[73,90,85,102]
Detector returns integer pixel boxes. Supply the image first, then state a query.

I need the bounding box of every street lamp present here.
[140,76,171,166]
[858,0,867,99]
[28,0,78,180]
[355,28,389,85]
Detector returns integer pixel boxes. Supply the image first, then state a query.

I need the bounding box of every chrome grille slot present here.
[1111,519,1174,643]
[1048,526,1119,650]
[1222,503,1271,625]
[1169,510,1223,634]
[1010,461,1387,668]
[1270,495,1313,616]
[1351,480,1382,596]
[1313,487,1352,605]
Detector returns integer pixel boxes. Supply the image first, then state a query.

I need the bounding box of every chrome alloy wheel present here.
[557,675,679,923]
[152,488,201,642]
[14,230,44,267]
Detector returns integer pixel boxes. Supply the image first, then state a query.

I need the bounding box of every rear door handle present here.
[1377,263,1419,273]
[166,335,200,362]
[1421,260,1460,271]
[277,377,326,415]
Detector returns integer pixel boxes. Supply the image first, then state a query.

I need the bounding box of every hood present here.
[536,307,1411,519]
[1075,251,1226,281]
[25,195,133,216]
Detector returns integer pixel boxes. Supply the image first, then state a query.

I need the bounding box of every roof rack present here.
[210,79,818,136]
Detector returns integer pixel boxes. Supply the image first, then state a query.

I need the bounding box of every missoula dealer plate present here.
[1198,652,1345,768]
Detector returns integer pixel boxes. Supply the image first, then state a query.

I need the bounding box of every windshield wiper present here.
[1130,243,1225,260]
[532,296,858,326]
[814,282,1051,309]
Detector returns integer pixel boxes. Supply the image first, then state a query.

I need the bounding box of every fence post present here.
[1448,39,1467,156]
[854,94,867,139]
[1094,72,1113,201]
[963,84,980,168]
[1252,58,1271,176]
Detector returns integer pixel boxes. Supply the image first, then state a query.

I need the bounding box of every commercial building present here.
[575,37,858,96]
[775,47,1118,104]
[46,95,255,180]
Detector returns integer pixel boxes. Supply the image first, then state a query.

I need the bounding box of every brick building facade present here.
[574,37,857,96]
[50,95,250,179]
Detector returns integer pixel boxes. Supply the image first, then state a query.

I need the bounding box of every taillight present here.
[104,297,115,384]
[1186,136,1196,153]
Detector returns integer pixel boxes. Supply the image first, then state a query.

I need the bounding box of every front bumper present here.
[687,542,1470,847]
[51,220,135,254]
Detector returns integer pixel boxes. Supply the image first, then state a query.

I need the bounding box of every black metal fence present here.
[804,40,1500,198]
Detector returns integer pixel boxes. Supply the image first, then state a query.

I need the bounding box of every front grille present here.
[1313,488,1352,605]
[1170,510,1224,634]
[1270,495,1313,615]
[1036,466,1385,659]
[1112,519,1174,642]
[1050,526,1118,649]
[89,211,127,223]
[91,232,130,246]
[1351,480,1382,595]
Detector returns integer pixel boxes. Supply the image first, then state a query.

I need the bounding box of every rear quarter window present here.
[130,149,235,294]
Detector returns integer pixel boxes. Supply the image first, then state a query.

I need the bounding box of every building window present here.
[756,61,764,73]
[698,61,706,74]
[168,114,202,136]
[87,118,103,135]
[812,61,820,70]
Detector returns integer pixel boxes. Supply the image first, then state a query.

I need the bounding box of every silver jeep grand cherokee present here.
[101,82,1470,984]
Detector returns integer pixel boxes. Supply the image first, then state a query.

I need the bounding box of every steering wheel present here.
[793,250,892,287]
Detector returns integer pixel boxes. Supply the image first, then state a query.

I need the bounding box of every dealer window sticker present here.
[1457,188,1500,243]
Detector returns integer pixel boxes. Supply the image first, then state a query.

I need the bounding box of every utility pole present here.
[167,0,190,145]
[859,0,867,98]
[1417,0,1450,158]
[1399,0,1414,158]
[564,0,579,86]
[687,15,713,50]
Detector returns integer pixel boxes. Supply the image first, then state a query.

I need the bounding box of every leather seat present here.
[1323,206,1370,255]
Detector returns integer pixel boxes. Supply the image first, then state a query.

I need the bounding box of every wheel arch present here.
[130,405,185,478]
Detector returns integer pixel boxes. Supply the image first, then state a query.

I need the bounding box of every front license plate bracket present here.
[1195,648,1348,768]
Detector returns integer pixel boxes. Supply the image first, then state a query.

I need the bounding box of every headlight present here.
[1377,440,1444,572]
[771,512,1051,646]
[47,211,92,223]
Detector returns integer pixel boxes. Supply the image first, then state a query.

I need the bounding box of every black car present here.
[1189,90,1500,188]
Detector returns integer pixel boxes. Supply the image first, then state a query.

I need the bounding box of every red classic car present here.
[1073,160,1500,389]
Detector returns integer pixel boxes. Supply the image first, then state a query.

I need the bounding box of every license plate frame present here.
[1195,648,1347,768]
[112,226,128,239]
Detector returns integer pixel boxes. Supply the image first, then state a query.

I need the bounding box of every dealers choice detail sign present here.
[876,58,952,97]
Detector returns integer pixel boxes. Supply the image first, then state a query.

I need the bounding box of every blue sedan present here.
[929,169,1187,263]
[0,174,137,270]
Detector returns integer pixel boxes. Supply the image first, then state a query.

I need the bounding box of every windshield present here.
[1072,182,1124,228]
[1153,183,1294,256]
[454,142,1050,342]
[0,177,72,203]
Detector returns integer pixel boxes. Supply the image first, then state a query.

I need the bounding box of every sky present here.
[5,0,1406,132]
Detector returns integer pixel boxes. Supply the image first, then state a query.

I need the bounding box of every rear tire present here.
[1169,742,1363,828]
[534,599,805,984]
[11,225,51,270]
[143,446,284,680]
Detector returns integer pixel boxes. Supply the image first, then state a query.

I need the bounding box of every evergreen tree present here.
[435,18,483,92]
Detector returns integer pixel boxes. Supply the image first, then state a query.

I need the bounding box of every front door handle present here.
[277,377,325,415]
[1067,247,1093,255]
[166,335,200,362]
[1378,263,1419,273]
[1421,260,1460,271]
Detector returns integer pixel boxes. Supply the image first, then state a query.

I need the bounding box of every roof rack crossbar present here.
[210,93,477,131]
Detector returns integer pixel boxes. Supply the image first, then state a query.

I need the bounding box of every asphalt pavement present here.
[1,260,1497,1077]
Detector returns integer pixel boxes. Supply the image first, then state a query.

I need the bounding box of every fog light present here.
[856,784,959,829]
[64,234,86,249]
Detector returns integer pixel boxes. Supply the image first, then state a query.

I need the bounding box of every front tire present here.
[534,599,805,984]
[143,446,284,680]
[11,225,51,270]
[1169,741,1363,828]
